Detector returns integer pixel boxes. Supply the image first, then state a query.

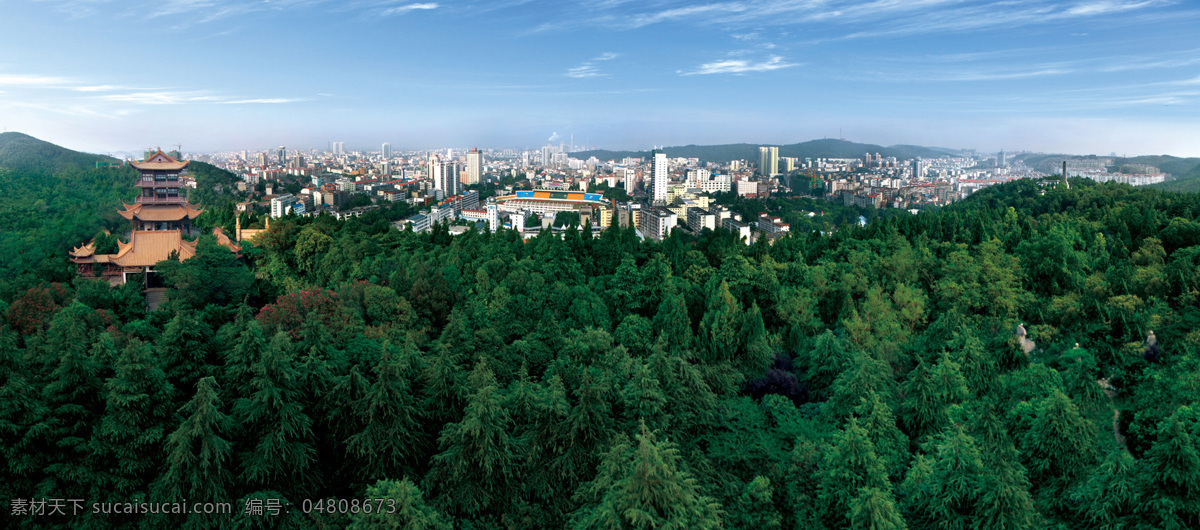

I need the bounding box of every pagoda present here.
[119,149,203,233]
[70,149,240,286]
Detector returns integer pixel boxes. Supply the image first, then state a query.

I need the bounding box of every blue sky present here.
[1,0,1198,156]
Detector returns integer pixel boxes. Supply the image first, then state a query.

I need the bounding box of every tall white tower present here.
[651,149,668,205]
[466,148,483,185]
[487,204,499,233]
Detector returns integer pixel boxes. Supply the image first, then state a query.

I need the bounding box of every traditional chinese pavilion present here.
[70,149,241,286]
[120,149,203,233]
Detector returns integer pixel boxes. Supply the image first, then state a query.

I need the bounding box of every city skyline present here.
[1,1,1199,156]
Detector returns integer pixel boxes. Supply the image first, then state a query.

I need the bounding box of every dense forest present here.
[2,163,1200,528]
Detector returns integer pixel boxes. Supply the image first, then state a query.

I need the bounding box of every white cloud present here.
[98,92,223,105]
[220,98,306,104]
[0,74,71,86]
[682,55,797,75]
[381,3,438,16]
[594,52,619,61]
[566,64,606,78]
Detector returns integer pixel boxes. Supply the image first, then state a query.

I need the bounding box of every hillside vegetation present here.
[3,173,1200,528]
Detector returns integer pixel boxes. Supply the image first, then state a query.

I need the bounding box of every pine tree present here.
[345,340,425,482]
[622,361,669,431]
[849,487,907,530]
[570,423,723,529]
[349,478,453,529]
[90,339,175,499]
[729,476,782,530]
[1142,410,1200,528]
[805,329,849,400]
[652,291,693,355]
[155,376,235,507]
[827,350,894,422]
[232,330,317,496]
[739,302,774,374]
[1020,389,1098,488]
[699,280,740,365]
[817,417,892,528]
[854,390,910,480]
[903,426,989,530]
[426,360,522,516]
[37,329,107,499]
[158,311,216,396]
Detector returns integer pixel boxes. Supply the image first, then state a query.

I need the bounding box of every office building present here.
[466,148,483,185]
[759,146,778,177]
[651,149,668,205]
[382,142,392,158]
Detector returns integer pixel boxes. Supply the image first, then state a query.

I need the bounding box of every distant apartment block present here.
[687,207,717,232]
[639,206,677,241]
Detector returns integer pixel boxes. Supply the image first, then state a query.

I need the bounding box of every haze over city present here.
[2,0,1198,156]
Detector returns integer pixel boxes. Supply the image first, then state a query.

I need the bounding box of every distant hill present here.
[571,139,961,164]
[0,132,118,172]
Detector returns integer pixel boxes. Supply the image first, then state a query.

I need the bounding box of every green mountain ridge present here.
[572,139,963,164]
[0,131,118,172]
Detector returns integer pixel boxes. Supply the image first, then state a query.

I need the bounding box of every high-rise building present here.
[997,150,1006,168]
[758,146,778,177]
[277,146,286,166]
[912,158,924,179]
[429,154,461,199]
[651,149,668,205]
[382,142,392,159]
[466,148,483,185]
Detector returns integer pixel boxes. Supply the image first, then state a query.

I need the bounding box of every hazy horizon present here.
[2,0,1198,157]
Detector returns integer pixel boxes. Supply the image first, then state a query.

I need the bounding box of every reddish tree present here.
[256,288,344,339]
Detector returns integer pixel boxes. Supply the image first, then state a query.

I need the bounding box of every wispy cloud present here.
[220,98,307,104]
[0,74,72,86]
[566,53,620,78]
[566,64,606,78]
[681,55,797,75]
[381,2,438,16]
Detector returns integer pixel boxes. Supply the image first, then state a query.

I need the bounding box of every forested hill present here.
[0,132,118,172]
[2,177,1200,528]
[573,138,958,163]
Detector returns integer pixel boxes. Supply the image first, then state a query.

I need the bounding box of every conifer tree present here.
[652,291,693,355]
[827,350,894,422]
[1142,410,1200,528]
[233,330,317,496]
[155,376,235,507]
[91,339,175,499]
[158,310,216,396]
[849,487,907,530]
[854,390,910,480]
[729,476,782,530]
[570,423,723,529]
[346,340,425,482]
[349,478,453,530]
[902,426,989,530]
[1020,389,1098,488]
[426,360,522,516]
[622,361,669,431]
[740,302,774,374]
[699,280,741,364]
[805,329,849,400]
[37,329,106,498]
[817,417,892,528]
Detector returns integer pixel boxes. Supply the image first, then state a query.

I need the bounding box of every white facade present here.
[651,151,668,204]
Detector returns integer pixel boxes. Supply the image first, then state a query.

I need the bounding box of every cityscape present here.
[175,139,1172,243]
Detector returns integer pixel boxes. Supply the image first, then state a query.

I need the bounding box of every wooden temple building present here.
[71,149,241,286]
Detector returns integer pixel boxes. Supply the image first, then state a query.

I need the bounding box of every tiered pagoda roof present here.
[71,230,198,268]
[117,202,204,222]
[130,150,189,171]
